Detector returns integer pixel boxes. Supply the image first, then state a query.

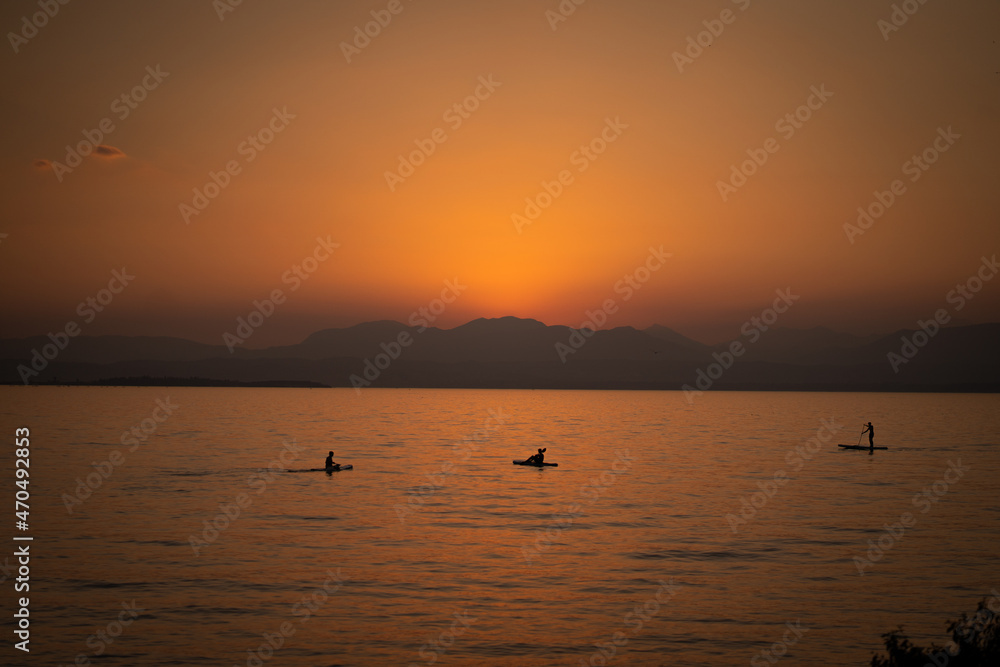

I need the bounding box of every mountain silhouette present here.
[1,318,997,391]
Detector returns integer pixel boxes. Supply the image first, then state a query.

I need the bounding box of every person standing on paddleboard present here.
[861,422,875,454]
[325,450,338,469]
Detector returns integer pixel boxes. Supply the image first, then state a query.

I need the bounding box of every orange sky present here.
[1,0,998,345]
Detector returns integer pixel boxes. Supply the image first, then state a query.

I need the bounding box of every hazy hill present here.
[643,324,710,352]
[1,318,997,391]
[714,326,881,365]
[0,335,229,364]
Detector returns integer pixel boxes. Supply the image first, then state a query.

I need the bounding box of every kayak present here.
[513,460,558,467]
[838,445,887,451]
[287,465,354,472]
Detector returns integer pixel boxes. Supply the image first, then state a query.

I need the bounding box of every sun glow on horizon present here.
[1,0,998,346]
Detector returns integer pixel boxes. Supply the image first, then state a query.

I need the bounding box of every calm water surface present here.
[1,387,998,666]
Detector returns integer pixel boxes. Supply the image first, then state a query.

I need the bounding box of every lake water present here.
[1,387,998,666]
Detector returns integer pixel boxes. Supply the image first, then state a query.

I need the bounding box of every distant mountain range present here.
[2,317,998,391]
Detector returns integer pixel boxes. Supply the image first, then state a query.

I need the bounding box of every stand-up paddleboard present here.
[512,460,558,467]
[838,445,887,451]
[287,465,354,472]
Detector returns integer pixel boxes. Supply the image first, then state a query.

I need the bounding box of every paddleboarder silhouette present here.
[861,422,875,454]
[525,447,546,464]
[325,450,338,469]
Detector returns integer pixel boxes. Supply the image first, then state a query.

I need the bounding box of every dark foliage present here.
[871,597,1000,666]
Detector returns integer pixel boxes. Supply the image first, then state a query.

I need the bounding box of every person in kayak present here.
[525,447,546,465]
[861,422,875,453]
[324,450,339,469]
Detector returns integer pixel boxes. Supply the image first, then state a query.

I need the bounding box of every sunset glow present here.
[2,0,998,346]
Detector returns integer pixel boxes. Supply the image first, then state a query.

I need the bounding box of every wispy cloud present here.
[93,144,126,158]
[33,144,126,171]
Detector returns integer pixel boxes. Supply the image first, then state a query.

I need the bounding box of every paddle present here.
[856,426,864,447]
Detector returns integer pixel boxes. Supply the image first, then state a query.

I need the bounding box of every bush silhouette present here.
[871,597,1000,666]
